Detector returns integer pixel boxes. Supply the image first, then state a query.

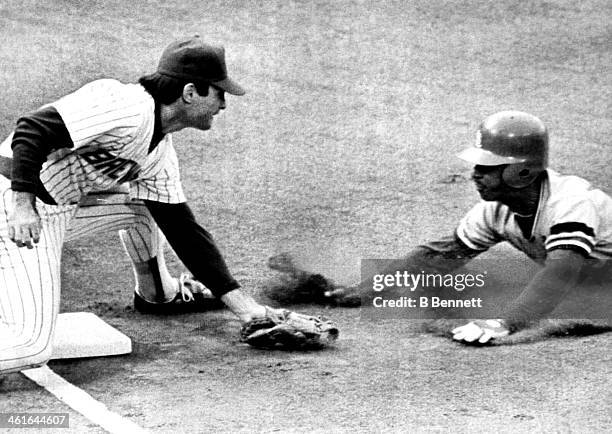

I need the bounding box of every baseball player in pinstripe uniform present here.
[322,111,611,343]
[0,36,328,374]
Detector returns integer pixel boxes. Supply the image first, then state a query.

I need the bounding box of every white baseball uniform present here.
[456,169,612,262]
[0,79,186,373]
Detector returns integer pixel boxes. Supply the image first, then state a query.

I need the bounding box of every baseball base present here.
[51,312,132,360]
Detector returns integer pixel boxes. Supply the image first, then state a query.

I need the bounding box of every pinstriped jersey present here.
[1,79,186,205]
[456,170,612,262]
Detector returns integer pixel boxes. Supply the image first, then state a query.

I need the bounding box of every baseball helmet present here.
[457,110,549,188]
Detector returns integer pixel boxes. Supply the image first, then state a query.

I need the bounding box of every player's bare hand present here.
[324,285,362,307]
[8,191,41,248]
[452,319,510,345]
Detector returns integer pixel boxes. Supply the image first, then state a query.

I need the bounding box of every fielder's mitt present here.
[240,307,339,350]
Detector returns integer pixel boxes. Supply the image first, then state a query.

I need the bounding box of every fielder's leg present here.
[0,177,76,374]
[66,189,179,302]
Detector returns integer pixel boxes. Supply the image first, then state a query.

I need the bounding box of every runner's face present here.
[471,165,506,201]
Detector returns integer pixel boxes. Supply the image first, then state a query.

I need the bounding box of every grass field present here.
[0,0,611,432]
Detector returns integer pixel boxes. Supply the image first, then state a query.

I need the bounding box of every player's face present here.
[188,85,226,131]
[471,165,506,201]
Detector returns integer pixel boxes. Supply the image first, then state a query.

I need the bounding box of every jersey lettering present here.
[77,147,140,182]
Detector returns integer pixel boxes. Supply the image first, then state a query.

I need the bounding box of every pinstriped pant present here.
[0,177,158,374]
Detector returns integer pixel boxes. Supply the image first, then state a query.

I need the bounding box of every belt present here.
[0,155,11,180]
[0,157,126,203]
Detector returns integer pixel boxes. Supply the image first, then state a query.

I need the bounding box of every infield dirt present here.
[0,0,611,432]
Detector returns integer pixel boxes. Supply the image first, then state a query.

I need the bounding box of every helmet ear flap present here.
[502,163,542,188]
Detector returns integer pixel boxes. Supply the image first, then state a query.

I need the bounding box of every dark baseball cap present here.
[157,35,245,96]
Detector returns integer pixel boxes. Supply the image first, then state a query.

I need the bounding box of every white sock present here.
[133,257,179,302]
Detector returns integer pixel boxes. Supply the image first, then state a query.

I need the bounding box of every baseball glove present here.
[240,307,339,349]
[265,252,361,307]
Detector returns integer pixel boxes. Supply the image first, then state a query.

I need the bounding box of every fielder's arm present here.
[144,200,241,299]
[7,106,72,247]
[10,106,71,203]
[8,191,40,248]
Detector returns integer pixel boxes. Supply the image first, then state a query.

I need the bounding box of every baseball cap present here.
[157,35,245,96]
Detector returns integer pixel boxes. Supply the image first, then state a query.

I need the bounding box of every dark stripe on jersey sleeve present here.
[547,244,591,258]
[144,200,240,298]
[11,106,73,201]
[550,222,595,237]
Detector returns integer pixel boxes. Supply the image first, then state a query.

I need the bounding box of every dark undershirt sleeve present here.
[11,105,73,203]
[144,200,241,298]
[355,233,482,294]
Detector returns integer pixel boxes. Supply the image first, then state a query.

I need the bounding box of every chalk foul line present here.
[22,365,148,434]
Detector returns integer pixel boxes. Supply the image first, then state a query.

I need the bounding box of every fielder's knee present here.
[0,330,54,374]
